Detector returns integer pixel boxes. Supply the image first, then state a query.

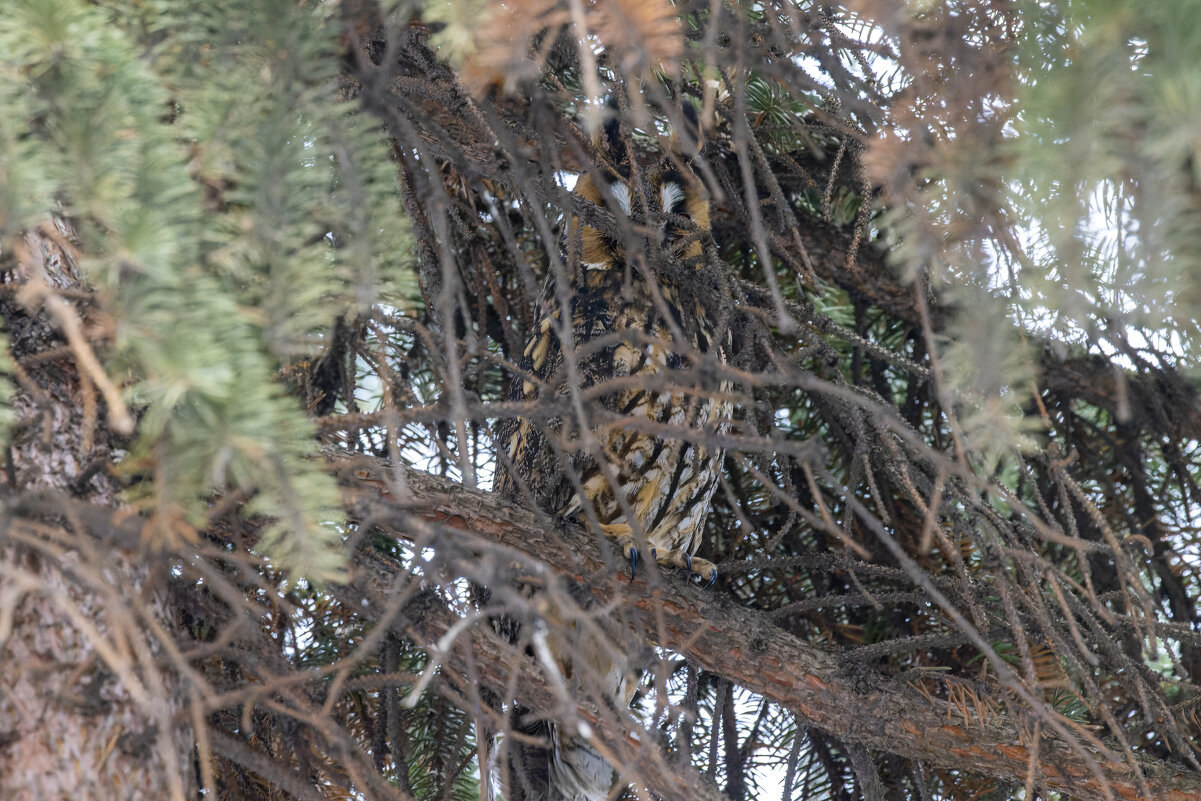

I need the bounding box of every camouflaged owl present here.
[494,103,730,801]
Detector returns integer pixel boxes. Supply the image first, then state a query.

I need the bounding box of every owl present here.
[494,104,731,801]
[495,105,730,584]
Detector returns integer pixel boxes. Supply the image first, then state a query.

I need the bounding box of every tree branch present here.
[331,451,1201,801]
[343,555,729,801]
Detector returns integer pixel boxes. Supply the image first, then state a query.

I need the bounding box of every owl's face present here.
[570,157,710,270]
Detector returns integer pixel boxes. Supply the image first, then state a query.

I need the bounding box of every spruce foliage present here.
[0,0,414,580]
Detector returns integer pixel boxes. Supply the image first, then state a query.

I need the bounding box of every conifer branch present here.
[332,452,1201,801]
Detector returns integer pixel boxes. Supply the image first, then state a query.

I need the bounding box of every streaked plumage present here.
[496,115,729,584]
[494,106,730,801]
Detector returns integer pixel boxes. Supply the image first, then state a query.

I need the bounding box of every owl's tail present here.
[549,726,613,801]
[498,584,634,801]
[503,715,613,801]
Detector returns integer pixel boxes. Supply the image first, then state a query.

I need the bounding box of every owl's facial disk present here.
[571,164,710,268]
[604,175,708,259]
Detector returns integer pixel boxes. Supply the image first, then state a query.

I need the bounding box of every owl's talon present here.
[595,521,641,580]
[684,553,692,578]
[684,556,718,587]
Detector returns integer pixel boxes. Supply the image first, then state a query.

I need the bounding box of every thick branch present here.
[332,451,1201,801]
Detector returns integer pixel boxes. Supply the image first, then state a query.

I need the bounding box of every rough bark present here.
[0,228,189,800]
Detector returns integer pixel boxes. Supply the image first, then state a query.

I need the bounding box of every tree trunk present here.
[0,226,189,800]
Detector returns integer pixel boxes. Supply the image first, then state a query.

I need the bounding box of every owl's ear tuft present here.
[681,102,700,143]
[669,100,703,167]
[600,99,631,179]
